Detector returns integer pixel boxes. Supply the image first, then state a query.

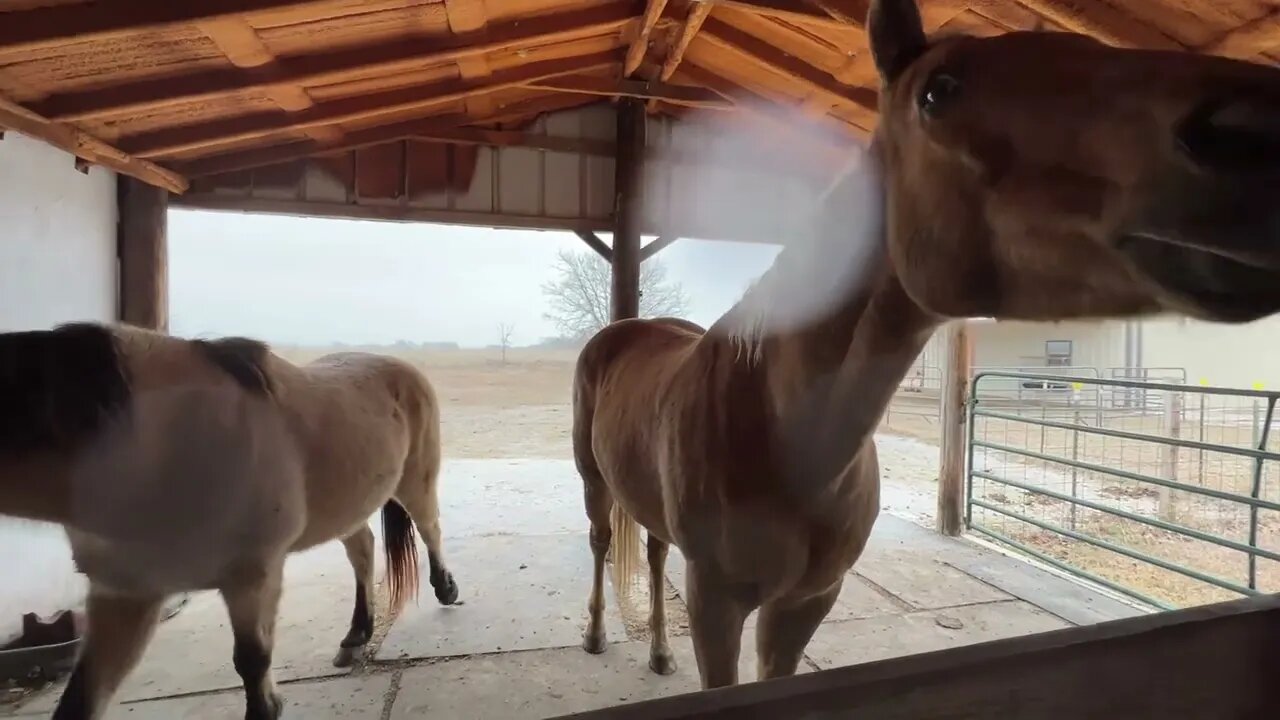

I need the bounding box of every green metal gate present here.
[965,371,1280,610]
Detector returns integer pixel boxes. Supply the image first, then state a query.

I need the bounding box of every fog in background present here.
[169,209,782,348]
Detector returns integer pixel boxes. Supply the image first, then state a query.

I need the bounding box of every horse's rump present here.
[574,318,705,592]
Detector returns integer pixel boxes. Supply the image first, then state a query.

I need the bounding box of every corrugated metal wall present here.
[179,102,839,245]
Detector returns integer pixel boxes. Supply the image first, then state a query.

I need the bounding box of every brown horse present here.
[574,0,1280,689]
[0,323,459,720]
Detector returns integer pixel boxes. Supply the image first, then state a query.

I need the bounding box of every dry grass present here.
[275,345,579,459]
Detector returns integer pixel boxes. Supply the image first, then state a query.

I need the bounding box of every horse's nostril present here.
[1178,96,1280,173]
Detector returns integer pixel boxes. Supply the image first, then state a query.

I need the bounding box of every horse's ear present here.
[867,0,927,86]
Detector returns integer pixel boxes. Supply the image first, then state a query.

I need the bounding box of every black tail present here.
[381,500,420,612]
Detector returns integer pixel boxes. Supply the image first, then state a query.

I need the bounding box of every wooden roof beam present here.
[1009,0,1182,49]
[0,94,187,193]
[0,0,343,55]
[523,75,732,110]
[647,2,714,112]
[677,63,863,161]
[174,94,599,177]
[625,0,672,76]
[120,53,619,159]
[1197,8,1280,59]
[33,4,638,123]
[442,0,496,118]
[698,18,877,125]
[690,1,861,29]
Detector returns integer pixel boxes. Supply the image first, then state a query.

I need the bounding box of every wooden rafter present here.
[121,54,619,159]
[173,94,599,177]
[648,2,715,112]
[443,0,496,119]
[0,0,338,54]
[698,18,877,125]
[34,5,638,123]
[194,15,340,144]
[676,63,862,170]
[1198,8,1280,59]
[0,94,188,193]
[690,1,858,29]
[625,0,672,76]
[175,194,613,235]
[1012,0,1181,49]
[524,75,733,109]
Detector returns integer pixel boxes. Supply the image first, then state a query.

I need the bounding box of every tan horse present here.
[0,323,459,720]
[575,0,1280,689]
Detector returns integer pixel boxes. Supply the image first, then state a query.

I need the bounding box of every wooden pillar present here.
[611,98,643,322]
[117,176,169,331]
[937,320,973,536]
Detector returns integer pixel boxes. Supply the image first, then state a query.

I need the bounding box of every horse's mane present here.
[191,336,276,398]
[723,152,886,365]
[0,322,131,455]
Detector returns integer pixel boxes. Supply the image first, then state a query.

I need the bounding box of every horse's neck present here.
[724,259,937,495]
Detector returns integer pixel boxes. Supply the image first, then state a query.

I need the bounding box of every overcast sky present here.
[168,209,781,348]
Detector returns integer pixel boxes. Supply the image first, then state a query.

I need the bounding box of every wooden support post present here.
[937,320,972,536]
[574,230,614,262]
[640,235,677,262]
[118,176,169,331]
[611,98,644,322]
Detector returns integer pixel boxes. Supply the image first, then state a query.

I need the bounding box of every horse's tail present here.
[381,500,420,612]
[610,504,644,597]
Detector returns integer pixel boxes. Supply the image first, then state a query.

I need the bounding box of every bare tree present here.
[497,322,515,363]
[542,248,691,341]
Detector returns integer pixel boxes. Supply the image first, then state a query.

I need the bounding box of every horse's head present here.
[867,0,1280,323]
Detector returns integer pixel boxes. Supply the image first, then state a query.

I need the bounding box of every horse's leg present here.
[580,465,614,655]
[685,562,751,690]
[646,534,676,675]
[754,578,843,681]
[396,487,459,605]
[52,590,163,720]
[333,525,376,667]
[221,562,285,720]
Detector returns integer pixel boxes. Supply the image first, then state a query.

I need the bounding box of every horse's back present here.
[576,317,703,391]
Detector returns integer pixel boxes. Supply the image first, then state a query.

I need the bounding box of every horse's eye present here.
[918,72,961,117]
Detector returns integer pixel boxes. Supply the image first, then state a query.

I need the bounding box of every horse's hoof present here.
[434,574,459,605]
[332,645,364,668]
[649,650,678,676]
[245,691,284,720]
[582,632,607,655]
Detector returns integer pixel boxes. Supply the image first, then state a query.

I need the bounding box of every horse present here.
[573,0,1280,690]
[0,322,460,720]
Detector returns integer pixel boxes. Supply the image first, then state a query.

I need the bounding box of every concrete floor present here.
[4,458,1143,719]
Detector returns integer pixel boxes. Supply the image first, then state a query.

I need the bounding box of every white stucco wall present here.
[0,132,118,641]
[970,319,1125,373]
[1140,315,1280,390]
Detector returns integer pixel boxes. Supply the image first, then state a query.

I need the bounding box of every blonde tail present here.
[609,504,644,598]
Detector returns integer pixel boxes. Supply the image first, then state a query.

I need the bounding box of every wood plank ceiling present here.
[0,0,1277,193]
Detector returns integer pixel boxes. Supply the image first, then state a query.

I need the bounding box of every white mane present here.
[722,153,885,365]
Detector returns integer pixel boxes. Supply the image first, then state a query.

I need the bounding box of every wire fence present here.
[965,372,1280,610]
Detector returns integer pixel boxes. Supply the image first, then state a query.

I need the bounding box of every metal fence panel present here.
[965,371,1280,610]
